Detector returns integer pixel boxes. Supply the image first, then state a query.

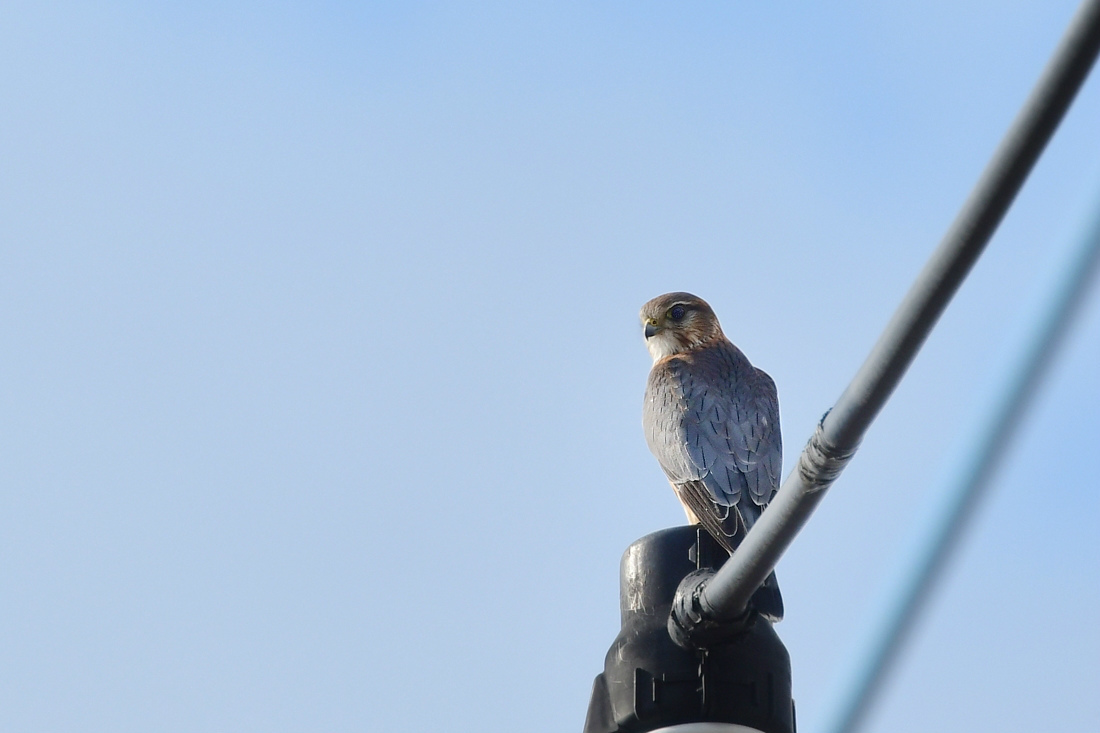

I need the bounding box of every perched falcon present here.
[640,292,783,555]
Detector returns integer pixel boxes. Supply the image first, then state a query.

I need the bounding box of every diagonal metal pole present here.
[690,0,1100,623]
[818,195,1100,733]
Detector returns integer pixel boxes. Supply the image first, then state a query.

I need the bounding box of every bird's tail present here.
[751,570,784,623]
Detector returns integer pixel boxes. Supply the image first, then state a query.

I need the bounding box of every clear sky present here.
[2,2,1098,732]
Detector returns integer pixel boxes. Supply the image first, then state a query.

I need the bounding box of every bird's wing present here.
[644,344,782,538]
[746,367,782,506]
[644,363,707,484]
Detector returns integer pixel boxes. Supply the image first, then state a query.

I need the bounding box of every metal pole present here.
[818,202,1100,733]
[694,0,1100,621]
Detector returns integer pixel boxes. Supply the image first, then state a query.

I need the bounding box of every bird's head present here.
[639,292,724,361]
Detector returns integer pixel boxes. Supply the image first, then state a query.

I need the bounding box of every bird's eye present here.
[669,305,686,321]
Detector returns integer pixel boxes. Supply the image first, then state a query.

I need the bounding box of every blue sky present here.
[2,2,1098,732]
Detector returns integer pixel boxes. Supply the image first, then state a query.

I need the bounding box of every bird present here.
[640,291,783,570]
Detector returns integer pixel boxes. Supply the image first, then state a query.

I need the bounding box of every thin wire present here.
[696,0,1100,621]
[819,199,1100,733]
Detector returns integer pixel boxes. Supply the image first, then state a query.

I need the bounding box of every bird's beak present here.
[644,321,660,339]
